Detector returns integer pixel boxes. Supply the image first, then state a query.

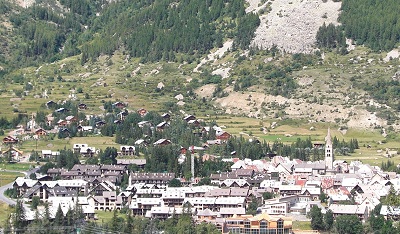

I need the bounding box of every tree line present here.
[317,0,400,52]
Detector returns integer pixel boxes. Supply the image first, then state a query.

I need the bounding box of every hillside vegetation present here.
[0,0,398,135]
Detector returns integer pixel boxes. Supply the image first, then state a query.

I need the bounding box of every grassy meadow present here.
[0,202,13,228]
[0,171,24,185]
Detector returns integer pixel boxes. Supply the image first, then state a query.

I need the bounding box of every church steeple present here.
[325,128,333,170]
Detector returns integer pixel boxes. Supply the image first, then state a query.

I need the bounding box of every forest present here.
[2,0,259,68]
[339,0,400,52]
[316,0,400,52]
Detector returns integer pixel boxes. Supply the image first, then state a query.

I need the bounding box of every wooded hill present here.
[1,0,399,69]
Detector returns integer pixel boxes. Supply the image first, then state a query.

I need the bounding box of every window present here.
[260,220,268,234]
[245,220,251,234]
[277,219,284,234]
[244,220,251,229]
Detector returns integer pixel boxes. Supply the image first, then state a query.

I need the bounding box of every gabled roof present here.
[329,204,367,215]
[153,139,172,145]
[13,177,38,188]
[196,208,217,216]
[219,207,246,215]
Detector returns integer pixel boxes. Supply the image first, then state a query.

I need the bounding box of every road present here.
[0,167,39,206]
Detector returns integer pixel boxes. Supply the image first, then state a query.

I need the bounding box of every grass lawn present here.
[0,171,24,185]
[336,148,400,166]
[0,162,34,172]
[95,210,127,224]
[0,202,13,228]
[19,136,120,153]
[292,221,312,230]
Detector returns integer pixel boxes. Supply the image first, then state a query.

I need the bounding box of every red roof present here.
[295,178,307,187]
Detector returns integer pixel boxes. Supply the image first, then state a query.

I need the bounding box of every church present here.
[325,128,335,173]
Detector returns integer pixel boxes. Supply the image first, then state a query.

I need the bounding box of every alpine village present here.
[0,0,400,234]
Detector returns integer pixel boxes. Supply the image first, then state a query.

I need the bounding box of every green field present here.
[95,210,127,224]
[0,162,33,172]
[0,202,13,228]
[292,221,312,230]
[0,171,25,185]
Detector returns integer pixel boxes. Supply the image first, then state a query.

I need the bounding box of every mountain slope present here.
[0,0,399,133]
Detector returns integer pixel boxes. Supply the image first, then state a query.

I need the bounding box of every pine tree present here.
[13,200,26,234]
[54,204,64,227]
[111,208,119,232]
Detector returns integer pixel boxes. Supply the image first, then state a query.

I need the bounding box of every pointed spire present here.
[325,127,332,145]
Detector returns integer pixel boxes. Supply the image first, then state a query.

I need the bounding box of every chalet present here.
[57,119,68,127]
[205,139,222,146]
[294,163,325,175]
[184,197,216,211]
[137,108,147,117]
[130,197,164,216]
[47,168,68,179]
[13,177,39,197]
[156,121,169,131]
[129,172,175,188]
[161,113,171,120]
[95,120,106,128]
[215,197,246,210]
[41,150,60,159]
[187,119,201,127]
[1,147,23,161]
[119,145,135,156]
[113,101,126,109]
[46,114,54,126]
[117,110,128,120]
[329,204,369,221]
[148,207,183,220]
[55,108,68,113]
[278,185,302,196]
[153,139,172,146]
[46,100,57,109]
[87,191,123,210]
[216,131,231,141]
[116,159,146,169]
[196,208,218,222]
[78,103,87,110]
[137,121,153,128]
[183,115,196,122]
[80,147,96,157]
[100,165,126,174]
[301,187,321,200]
[73,144,89,153]
[77,126,93,132]
[220,179,250,188]
[134,139,149,146]
[3,136,19,144]
[65,115,77,124]
[35,128,47,136]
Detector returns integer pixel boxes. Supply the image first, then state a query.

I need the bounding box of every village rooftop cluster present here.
[1,102,399,233]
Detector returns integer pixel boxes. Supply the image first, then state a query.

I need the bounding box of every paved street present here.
[0,167,39,205]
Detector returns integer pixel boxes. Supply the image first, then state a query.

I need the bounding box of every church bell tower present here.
[325,128,334,170]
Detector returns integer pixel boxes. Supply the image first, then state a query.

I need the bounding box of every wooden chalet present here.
[137,108,147,117]
[113,102,126,109]
[35,128,47,136]
[3,136,19,144]
[78,103,87,110]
